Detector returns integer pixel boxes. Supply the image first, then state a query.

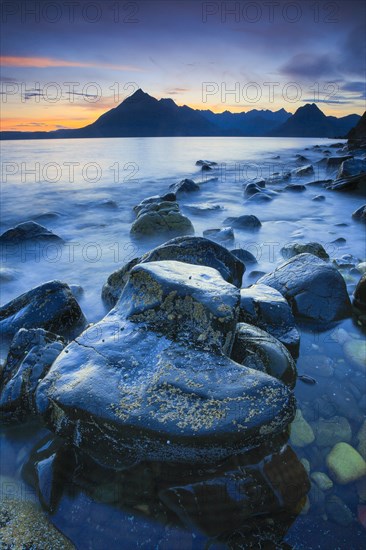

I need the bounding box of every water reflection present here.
[22,430,309,548]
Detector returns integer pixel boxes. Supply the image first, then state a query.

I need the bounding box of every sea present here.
[1,136,365,549]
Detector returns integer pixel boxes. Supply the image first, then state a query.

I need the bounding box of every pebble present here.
[311,471,333,491]
[326,442,366,484]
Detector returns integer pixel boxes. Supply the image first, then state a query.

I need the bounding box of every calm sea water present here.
[1,137,365,548]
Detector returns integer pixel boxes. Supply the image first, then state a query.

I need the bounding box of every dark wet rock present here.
[130,194,194,237]
[0,280,86,339]
[169,178,200,194]
[326,155,353,168]
[292,165,314,177]
[0,328,65,423]
[231,323,297,388]
[195,160,217,167]
[243,182,265,198]
[238,284,300,357]
[284,184,306,192]
[102,257,140,307]
[119,260,240,354]
[329,142,345,148]
[32,211,63,222]
[331,237,346,245]
[295,154,308,162]
[223,215,261,230]
[245,192,273,203]
[312,195,325,201]
[201,163,213,171]
[333,253,360,269]
[36,264,295,466]
[257,253,351,323]
[305,178,333,187]
[203,227,234,244]
[352,204,366,223]
[337,158,366,179]
[325,172,366,191]
[0,221,63,245]
[353,273,366,311]
[325,495,353,526]
[102,236,245,308]
[230,248,258,265]
[266,172,291,184]
[280,242,329,260]
[184,202,222,214]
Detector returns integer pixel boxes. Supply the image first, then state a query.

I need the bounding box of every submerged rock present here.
[312,416,352,447]
[238,284,300,356]
[289,409,315,447]
[280,241,329,260]
[284,184,306,192]
[231,323,297,388]
[0,328,65,423]
[102,236,245,308]
[325,495,353,526]
[223,215,261,230]
[195,160,217,167]
[0,280,86,339]
[343,338,366,371]
[326,442,366,484]
[0,221,63,244]
[257,253,351,323]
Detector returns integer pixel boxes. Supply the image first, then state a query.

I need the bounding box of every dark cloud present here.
[280,53,337,79]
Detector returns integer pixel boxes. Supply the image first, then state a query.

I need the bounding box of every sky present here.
[1,0,365,131]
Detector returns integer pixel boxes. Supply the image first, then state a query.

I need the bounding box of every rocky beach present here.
[1,129,366,548]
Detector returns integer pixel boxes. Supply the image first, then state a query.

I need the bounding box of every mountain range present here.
[0,89,362,140]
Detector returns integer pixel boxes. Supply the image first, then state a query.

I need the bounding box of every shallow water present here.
[1,137,365,548]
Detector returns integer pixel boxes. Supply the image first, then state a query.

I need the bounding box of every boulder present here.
[120,260,240,354]
[35,264,295,467]
[337,158,366,179]
[284,184,306,192]
[326,172,366,191]
[352,204,366,222]
[243,182,264,198]
[230,248,258,265]
[312,195,325,201]
[223,215,261,230]
[280,242,329,260]
[0,328,65,423]
[36,285,295,466]
[195,160,217,167]
[326,156,353,169]
[326,442,366,484]
[0,221,63,244]
[292,165,314,177]
[257,253,351,323]
[169,179,200,194]
[231,323,297,388]
[353,273,366,311]
[133,193,176,216]
[238,284,300,356]
[0,280,86,339]
[130,208,194,237]
[203,227,234,244]
[102,237,245,308]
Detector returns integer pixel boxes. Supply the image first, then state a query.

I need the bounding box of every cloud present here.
[280,53,337,79]
[165,87,189,95]
[0,56,143,71]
